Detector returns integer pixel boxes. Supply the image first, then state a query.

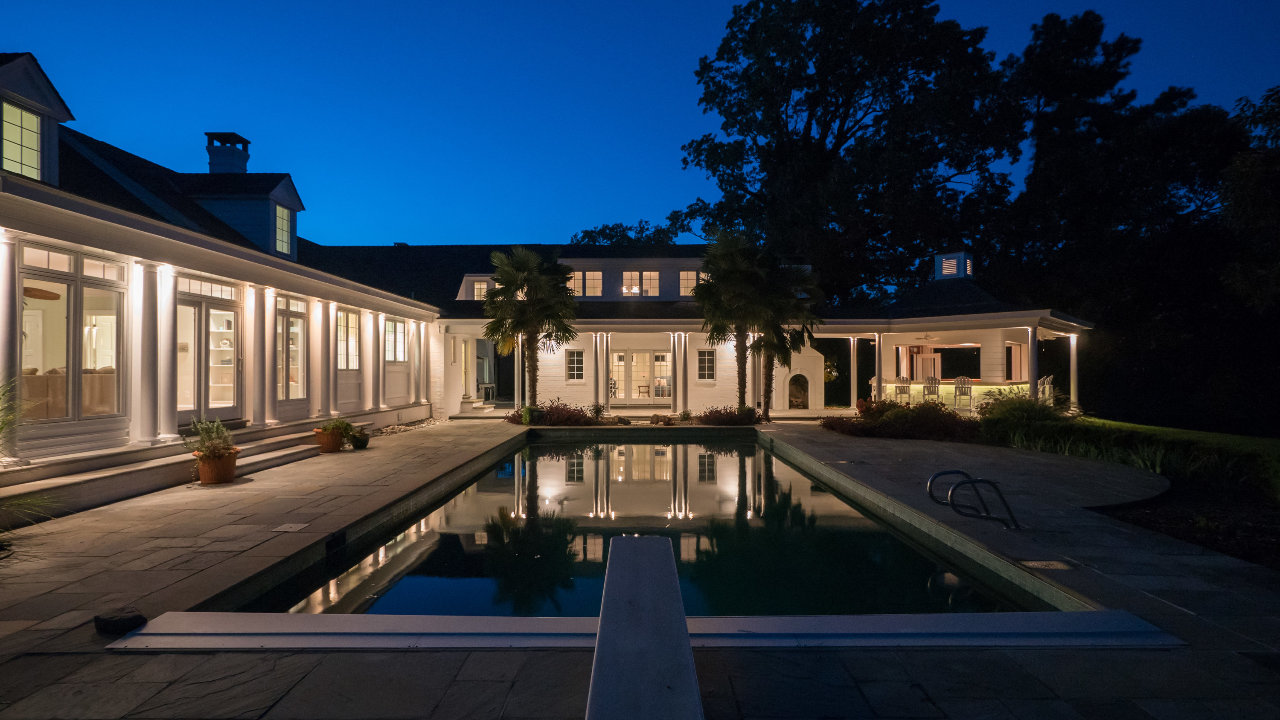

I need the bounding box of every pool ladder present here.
[926,470,1022,530]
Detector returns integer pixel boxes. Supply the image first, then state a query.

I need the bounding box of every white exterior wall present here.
[539,340,597,407]
[687,333,739,411]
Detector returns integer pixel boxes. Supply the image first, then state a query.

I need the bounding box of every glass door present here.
[630,352,652,401]
[207,308,238,412]
[177,301,242,422]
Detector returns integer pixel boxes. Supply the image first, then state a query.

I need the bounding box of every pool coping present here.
[109,609,1178,650]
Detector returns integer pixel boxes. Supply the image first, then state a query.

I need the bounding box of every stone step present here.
[0,432,326,530]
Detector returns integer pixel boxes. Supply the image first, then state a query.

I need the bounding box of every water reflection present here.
[288,443,1008,616]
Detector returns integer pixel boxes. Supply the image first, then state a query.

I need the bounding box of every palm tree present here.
[692,231,766,408]
[483,247,578,408]
[750,255,822,421]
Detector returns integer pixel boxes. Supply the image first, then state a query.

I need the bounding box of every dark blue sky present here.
[12,1,1279,246]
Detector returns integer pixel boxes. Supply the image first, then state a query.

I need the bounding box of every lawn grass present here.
[1080,416,1280,498]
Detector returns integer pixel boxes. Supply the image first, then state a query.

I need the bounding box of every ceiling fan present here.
[914,331,941,342]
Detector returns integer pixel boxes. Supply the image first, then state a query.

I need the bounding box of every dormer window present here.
[2,101,40,180]
[275,204,291,253]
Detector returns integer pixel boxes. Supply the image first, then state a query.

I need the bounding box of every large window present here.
[642,271,659,296]
[566,349,584,380]
[276,296,306,400]
[473,281,488,300]
[568,272,582,296]
[2,101,40,180]
[19,245,125,422]
[622,271,640,296]
[697,350,715,380]
[584,271,602,296]
[336,309,359,370]
[385,318,407,362]
[679,271,697,296]
[275,205,291,254]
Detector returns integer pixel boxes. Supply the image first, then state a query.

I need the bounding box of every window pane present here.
[81,287,121,416]
[20,278,69,420]
[209,309,236,408]
[642,271,659,296]
[585,272,602,296]
[177,305,197,412]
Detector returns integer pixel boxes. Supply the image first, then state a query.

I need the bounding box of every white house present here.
[0,53,439,476]
[301,244,1091,418]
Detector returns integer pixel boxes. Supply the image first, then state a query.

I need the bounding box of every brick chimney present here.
[205,132,250,173]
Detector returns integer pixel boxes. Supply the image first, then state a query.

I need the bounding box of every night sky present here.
[11,1,1279,246]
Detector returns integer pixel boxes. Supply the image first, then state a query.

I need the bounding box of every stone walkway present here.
[0,421,1276,719]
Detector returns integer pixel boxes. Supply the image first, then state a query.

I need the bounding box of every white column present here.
[326,303,339,416]
[155,265,178,439]
[420,321,430,406]
[375,313,386,408]
[249,286,267,426]
[591,333,600,407]
[849,337,857,407]
[873,333,883,402]
[680,334,689,412]
[361,310,374,410]
[1027,327,1039,401]
[133,262,159,444]
[0,231,19,459]
[668,332,676,410]
[1069,334,1079,409]
[264,288,278,424]
[318,299,332,417]
[513,334,523,411]
[602,333,611,414]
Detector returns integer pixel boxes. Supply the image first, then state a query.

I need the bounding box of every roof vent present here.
[933,251,974,281]
[205,132,250,174]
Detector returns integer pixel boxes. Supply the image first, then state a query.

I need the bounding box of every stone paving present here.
[0,421,1276,719]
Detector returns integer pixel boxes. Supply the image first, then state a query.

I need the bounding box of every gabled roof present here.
[297,241,709,310]
[881,277,1018,318]
[58,127,258,249]
[176,173,304,210]
[0,52,73,122]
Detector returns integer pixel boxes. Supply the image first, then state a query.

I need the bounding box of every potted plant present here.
[183,417,240,485]
[315,418,354,453]
[348,426,371,450]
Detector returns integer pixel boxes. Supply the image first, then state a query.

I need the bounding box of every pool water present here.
[286,442,1016,617]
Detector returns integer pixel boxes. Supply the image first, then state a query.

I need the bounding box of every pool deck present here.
[0,420,1276,719]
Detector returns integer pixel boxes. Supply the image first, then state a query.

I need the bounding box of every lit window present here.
[697,453,716,483]
[82,258,125,282]
[336,309,359,370]
[584,271,602,297]
[276,296,307,401]
[473,281,488,300]
[21,246,72,273]
[697,350,715,380]
[568,272,583,296]
[941,258,957,275]
[385,318,407,362]
[567,456,584,483]
[622,271,640,296]
[642,271,659,296]
[275,205,291,254]
[567,349,584,380]
[2,101,40,180]
[176,276,237,300]
[679,271,698,296]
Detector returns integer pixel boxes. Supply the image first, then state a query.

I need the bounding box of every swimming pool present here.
[280,441,1019,617]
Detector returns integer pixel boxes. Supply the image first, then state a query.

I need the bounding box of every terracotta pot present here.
[193,450,239,485]
[315,429,344,453]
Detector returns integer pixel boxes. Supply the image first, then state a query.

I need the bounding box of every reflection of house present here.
[1,53,438,470]
[303,242,1091,416]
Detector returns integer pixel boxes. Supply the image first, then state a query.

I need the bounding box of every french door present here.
[177,301,242,422]
[609,351,672,405]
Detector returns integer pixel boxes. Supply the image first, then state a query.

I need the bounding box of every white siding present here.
[537,344,596,407]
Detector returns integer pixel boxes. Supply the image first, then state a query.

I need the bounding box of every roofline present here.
[0,172,439,317]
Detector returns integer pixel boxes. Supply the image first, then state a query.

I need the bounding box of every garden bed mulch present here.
[1099,494,1280,573]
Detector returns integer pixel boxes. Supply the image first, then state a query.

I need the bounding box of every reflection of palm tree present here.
[484,454,578,615]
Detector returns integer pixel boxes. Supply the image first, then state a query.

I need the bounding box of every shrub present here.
[679,409,692,422]
[538,400,596,426]
[617,416,631,426]
[821,403,978,442]
[588,402,605,421]
[977,396,1067,444]
[696,405,762,426]
[855,398,907,422]
[183,417,238,459]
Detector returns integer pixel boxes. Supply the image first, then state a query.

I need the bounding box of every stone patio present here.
[0,420,1276,719]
